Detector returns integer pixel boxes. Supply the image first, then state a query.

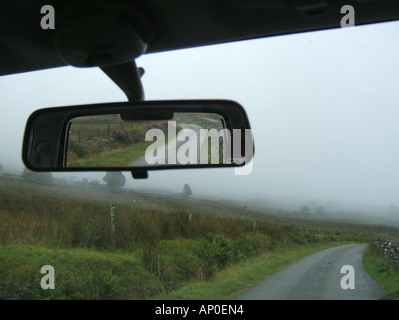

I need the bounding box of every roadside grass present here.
[68,141,152,167]
[0,242,354,300]
[67,118,178,168]
[0,245,162,300]
[0,179,394,300]
[0,187,362,252]
[154,242,355,300]
[363,243,399,300]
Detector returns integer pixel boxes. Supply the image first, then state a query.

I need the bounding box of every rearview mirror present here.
[22,100,254,178]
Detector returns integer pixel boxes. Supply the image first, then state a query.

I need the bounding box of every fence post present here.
[110,203,116,246]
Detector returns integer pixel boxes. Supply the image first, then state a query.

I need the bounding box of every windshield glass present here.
[1,21,399,301]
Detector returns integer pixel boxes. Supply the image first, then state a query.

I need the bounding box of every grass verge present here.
[363,243,399,300]
[0,244,162,300]
[0,242,355,300]
[154,242,352,300]
[0,179,390,300]
[69,141,152,167]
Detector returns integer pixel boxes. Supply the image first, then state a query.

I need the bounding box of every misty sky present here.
[1,20,399,206]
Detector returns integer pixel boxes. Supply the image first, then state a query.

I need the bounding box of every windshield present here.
[1,21,399,301]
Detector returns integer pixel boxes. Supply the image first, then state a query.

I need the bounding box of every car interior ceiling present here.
[1,0,399,78]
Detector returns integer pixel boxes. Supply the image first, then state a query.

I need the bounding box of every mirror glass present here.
[22,99,253,172]
[65,112,231,168]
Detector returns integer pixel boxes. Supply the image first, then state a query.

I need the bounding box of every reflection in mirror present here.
[65,112,229,168]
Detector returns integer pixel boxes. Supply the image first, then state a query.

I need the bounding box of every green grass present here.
[154,242,353,300]
[69,141,152,167]
[0,242,351,300]
[0,245,162,300]
[363,243,399,300]
[0,178,396,300]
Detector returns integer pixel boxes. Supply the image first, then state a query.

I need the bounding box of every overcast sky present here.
[1,20,399,207]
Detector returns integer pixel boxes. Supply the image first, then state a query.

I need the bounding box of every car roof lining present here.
[1,0,399,76]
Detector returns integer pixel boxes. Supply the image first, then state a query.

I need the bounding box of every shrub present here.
[113,130,130,143]
[304,233,320,243]
[205,233,234,269]
[129,129,145,143]
[142,240,203,290]
[164,246,201,283]
[103,172,126,189]
[288,232,307,245]
[146,121,168,133]
[69,140,89,158]
[195,238,219,279]
[232,235,260,260]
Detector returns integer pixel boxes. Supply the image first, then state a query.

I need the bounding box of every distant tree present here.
[182,183,192,197]
[21,168,53,185]
[0,164,2,172]
[103,171,126,189]
[300,205,311,215]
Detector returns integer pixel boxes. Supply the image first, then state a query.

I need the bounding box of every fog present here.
[1,21,399,215]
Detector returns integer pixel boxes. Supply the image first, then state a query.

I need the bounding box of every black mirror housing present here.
[22,100,254,176]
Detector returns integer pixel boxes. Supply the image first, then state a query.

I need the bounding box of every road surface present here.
[234,244,384,300]
[129,124,206,167]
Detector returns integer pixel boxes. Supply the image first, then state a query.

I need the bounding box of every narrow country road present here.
[234,244,384,300]
[129,124,205,167]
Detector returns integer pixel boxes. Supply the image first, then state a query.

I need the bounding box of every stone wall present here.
[375,234,399,264]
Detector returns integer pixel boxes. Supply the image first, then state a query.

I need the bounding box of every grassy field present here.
[0,177,397,299]
[363,242,399,300]
[68,141,153,167]
[154,242,357,300]
[0,242,350,300]
[66,112,225,168]
[0,245,159,299]
[67,116,156,167]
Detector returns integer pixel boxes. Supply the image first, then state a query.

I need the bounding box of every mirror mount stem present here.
[102,60,148,179]
[100,60,145,102]
[131,170,148,179]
